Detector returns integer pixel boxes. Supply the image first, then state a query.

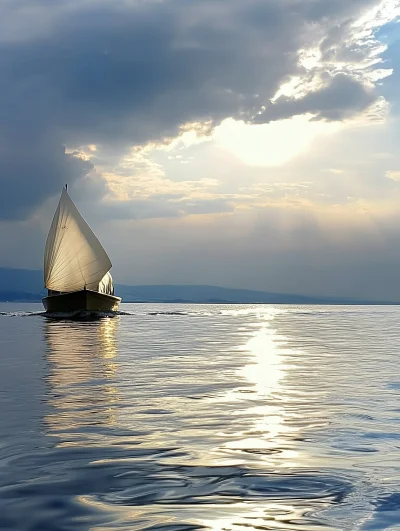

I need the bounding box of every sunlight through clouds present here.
[212,116,341,167]
[2,0,400,300]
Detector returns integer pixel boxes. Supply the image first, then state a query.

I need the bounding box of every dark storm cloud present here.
[0,0,385,219]
[255,74,376,123]
[0,1,300,144]
[302,0,378,22]
[0,135,92,220]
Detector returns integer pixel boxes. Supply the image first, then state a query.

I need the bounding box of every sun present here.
[212,116,341,167]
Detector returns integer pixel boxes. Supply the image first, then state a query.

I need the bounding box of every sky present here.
[2,0,400,300]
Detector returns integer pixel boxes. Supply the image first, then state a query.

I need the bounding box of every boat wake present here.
[43,310,121,321]
[148,311,188,316]
[0,310,115,320]
[0,309,192,320]
[0,311,46,317]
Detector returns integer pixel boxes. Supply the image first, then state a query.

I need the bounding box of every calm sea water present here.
[0,303,400,531]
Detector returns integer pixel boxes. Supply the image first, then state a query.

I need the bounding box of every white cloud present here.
[385,170,400,181]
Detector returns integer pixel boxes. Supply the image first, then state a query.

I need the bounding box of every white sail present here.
[44,188,112,292]
[98,271,114,295]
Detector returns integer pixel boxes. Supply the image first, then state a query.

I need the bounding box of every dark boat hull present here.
[42,290,121,313]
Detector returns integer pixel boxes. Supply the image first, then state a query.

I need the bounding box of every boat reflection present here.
[43,317,120,445]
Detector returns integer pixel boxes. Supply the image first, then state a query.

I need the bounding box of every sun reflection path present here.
[221,306,302,468]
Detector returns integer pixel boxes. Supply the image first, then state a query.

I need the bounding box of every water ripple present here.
[0,303,399,529]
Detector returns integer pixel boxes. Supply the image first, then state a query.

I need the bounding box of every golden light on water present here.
[200,503,310,531]
[221,307,301,468]
[43,317,120,440]
[35,306,346,530]
[241,326,284,395]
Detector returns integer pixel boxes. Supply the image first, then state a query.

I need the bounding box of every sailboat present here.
[42,186,121,313]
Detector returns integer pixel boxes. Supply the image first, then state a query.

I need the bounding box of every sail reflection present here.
[43,317,120,445]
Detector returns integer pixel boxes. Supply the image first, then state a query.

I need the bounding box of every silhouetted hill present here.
[0,268,44,294]
[0,267,395,304]
[115,283,333,303]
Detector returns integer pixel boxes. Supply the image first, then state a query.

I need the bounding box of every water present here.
[0,303,400,530]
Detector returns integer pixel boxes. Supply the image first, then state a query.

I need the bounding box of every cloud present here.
[97,196,234,220]
[257,74,377,123]
[255,74,377,123]
[385,170,400,181]
[0,1,301,143]
[0,134,92,220]
[0,0,397,220]
[214,116,340,165]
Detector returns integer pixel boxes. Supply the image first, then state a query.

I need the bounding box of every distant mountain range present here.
[0,267,394,304]
[115,283,358,304]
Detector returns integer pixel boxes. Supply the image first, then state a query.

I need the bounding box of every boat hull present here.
[42,290,121,313]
